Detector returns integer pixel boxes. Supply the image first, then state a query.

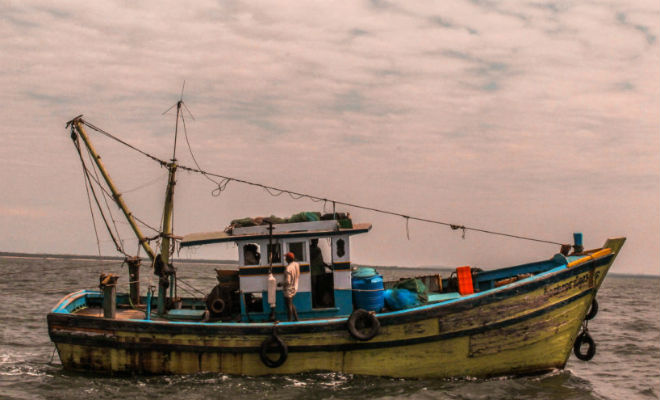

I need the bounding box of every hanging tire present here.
[347,309,380,341]
[260,333,288,368]
[210,298,225,315]
[573,331,596,361]
[585,298,598,320]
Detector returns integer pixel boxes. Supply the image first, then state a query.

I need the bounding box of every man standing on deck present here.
[310,238,329,307]
[280,252,300,321]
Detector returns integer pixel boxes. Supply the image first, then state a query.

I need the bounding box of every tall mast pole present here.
[159,100,180,269]
[70,118,157,261]
[156,100,181,315]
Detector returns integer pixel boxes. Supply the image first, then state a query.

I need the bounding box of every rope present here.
[180,165,566,246]
[81,120,167,167]
[175,284,200,299]
[86,149,125,254]
[123,172,168,194]
[74,118,567,247]
[405,216,410,240]
[72,132,127,256]
[72,139,160,234]
[177,277,208,297]
[80,148,102,257]
[48,345,57,365]
[74,124,102,256]
[180,108,227,195]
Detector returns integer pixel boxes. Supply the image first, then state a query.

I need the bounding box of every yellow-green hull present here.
[48,239,623,378]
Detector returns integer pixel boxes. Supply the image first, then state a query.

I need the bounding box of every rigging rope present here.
[68,144,160,234]
[72,131,128,256]
[79,148,102,257]
[76,118,567,247]
[177,277,207,297]
[86,149,125,254]
[123,172,169,194]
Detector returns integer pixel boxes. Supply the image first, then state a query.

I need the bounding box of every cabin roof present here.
[180,222,372,247]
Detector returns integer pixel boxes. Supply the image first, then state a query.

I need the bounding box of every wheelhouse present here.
[181,217,371,321]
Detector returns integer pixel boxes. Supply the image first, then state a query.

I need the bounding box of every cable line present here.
[74,118,567,247]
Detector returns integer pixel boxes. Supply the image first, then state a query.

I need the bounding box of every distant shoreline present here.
[0,251,656,278]
[0,251,236,265]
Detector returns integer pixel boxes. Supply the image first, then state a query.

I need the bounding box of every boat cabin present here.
[181,216,371,321]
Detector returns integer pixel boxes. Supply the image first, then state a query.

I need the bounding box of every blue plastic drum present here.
[351,270,385,312]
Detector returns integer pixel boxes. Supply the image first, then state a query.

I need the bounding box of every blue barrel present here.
[351,269,384,312]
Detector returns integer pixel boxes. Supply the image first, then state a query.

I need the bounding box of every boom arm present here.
[70,117,157,261]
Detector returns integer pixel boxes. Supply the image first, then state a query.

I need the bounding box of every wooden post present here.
[126,257,141,306]
[100,274,119,319]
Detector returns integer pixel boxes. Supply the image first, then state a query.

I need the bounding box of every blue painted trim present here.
[49,253,611,328]
[49,289,593,353]
[51,290,99,314]
[378,264,569,318]
[240,289,354,322]
[474,257,566,291]
[333,289,353,314]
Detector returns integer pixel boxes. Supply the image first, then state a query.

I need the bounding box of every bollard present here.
[126,257,141,306]
[99,273,119,319]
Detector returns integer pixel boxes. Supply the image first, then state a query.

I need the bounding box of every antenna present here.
[161,81,188,161]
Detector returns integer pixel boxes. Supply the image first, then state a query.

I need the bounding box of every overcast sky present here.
[1,0,658,275]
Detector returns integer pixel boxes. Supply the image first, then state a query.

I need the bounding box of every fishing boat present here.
[48,108,625,378]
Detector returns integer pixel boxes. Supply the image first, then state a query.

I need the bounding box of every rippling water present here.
[1,257,658,400]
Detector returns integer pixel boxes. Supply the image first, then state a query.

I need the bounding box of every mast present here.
[70,117,157,261]
[156,100,181,315]
[159,100,181,265]
[69,96,184,316]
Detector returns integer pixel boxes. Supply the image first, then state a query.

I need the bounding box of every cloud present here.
[616,11,657,45]
[429,15,478,35]
[0,0,657,274]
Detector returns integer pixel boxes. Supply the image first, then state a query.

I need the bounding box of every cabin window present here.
[288,242,306,262]
[268,243,282,264]
[336,239,346,258]
[244,292,264,313]
[243,243,261,266]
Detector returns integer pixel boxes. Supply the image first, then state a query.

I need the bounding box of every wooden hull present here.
[47,243,621,378]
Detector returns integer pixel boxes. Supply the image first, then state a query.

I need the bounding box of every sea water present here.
[1,256,658,400]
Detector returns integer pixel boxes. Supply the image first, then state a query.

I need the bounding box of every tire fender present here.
[347,309,380,341]
[573,331,596,361]
[210,298,225,315]
[260,333,288,368]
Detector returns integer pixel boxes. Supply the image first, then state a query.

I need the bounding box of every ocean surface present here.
[1,256,658,400]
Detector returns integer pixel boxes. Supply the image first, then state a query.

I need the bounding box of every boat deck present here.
[74,306,168,321]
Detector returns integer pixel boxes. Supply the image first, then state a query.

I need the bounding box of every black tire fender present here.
[573,331,596,361]
[585,298,598,321]
[260,333,288,368]
[210,298,225,315]
[347,309,380,341]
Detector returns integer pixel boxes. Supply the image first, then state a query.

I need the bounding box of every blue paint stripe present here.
[49,289,592,354]
[50,254,611,329]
